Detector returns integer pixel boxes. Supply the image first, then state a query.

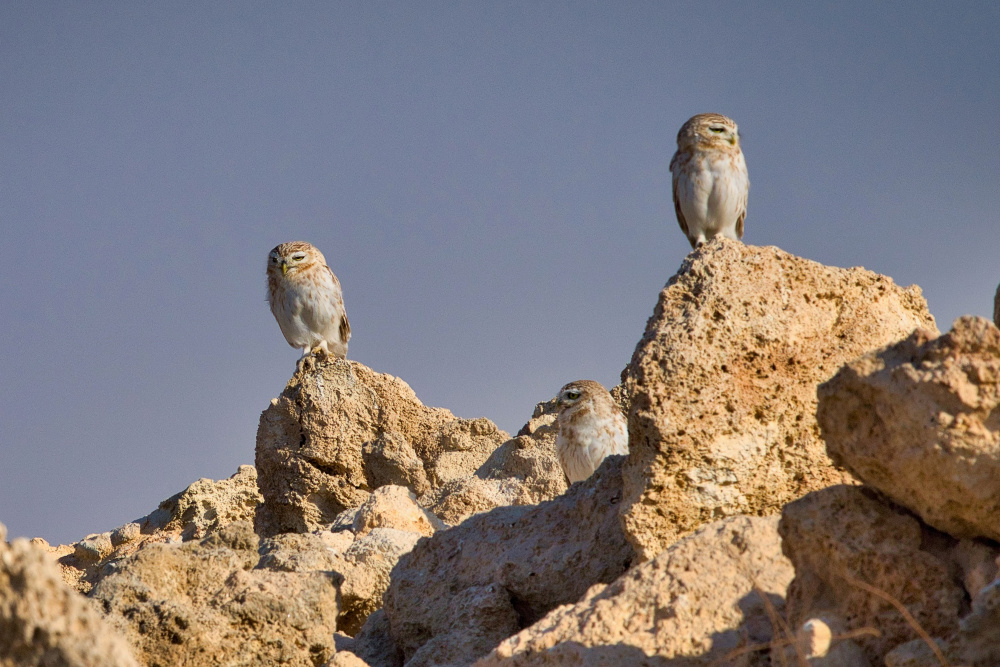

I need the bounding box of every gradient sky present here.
[2,2,999,545]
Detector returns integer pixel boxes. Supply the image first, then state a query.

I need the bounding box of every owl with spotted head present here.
[555,380,629,484]
[669,113,749,248]
[266,241,351,361]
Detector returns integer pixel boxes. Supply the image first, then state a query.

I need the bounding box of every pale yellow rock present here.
[779,486,963,664]
[55,465,262,594]
[478,516,792,666]
[622,239,936,560]
[384,457,632,665]
[353,485,444,537]
[90,522,339,667]
[255,359,509,535]
[0,522,139,667]
[819,316,1000,542]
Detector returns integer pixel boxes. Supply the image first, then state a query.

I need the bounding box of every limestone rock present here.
[0,522,139,666]
[384,456,633,665]
[257,522,423,637]
[56,466,261,594]
[622,240,936,560]
[255,359,508,536]
[818,316,1000,541]
[352,610,403,667]
[478,516,793,666]
[779,486,964,663]
[363,432,430,496]
[353,485,444,537]
[90,521,339,666]
[421,400,567,526]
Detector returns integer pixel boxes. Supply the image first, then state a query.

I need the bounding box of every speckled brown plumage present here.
[266,241,351,360]
[555,380,628,484]
[669,113,749,249]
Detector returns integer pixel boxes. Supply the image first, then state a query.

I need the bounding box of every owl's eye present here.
[270,257,278,262]
[709,126,725,133]
[565,391,581,400]
[292,254,306,261]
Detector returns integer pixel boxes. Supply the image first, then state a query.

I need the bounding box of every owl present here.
[994,283,1000,329]
[266,241,351,361]
[669,113,749,249]
[555,380,629,484]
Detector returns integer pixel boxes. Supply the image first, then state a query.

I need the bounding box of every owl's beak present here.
[281,261,289,275]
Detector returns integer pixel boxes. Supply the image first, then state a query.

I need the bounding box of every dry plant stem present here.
[842,572,950,667]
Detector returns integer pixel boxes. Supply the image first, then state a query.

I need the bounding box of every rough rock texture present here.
[255,358,509,536]
[55,466,261,594]
[779,485,964,664]
[622,240,936,560]
[478,516,794,667]
[422,400,567,525]
[0,522,139,667]
[384,456,633,666]
[90,522,339,667]
[257,490,432,636]
[351,610,403,667]
[818,316,1000,542]
[353,485,444,537]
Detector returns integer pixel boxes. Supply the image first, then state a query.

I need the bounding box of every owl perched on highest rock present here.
[669,113,749,249]
[555,380,629,484]
[267,241,351,361]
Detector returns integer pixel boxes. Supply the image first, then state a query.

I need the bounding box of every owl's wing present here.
[340,310,351,343]
[669,155,689,238]
[735,185,748,239]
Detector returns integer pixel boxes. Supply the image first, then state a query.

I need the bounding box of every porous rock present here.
[384,456,632,665]
[90,521,339,667]
[353,485,444,537]
[478,516,793,667]
[818,316,1000,541]
[257,522,423,637]
[255,359,508,536]
[0,522,139,666]
[422,401,567,525]
[779,485,964,664]
[55,466,261,594]
[622,239,935,560]
[351,610,403,667]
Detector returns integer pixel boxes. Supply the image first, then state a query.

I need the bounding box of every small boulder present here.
[478,516,794,666]
[818,316,1000,541]
[384,457,633,665]
[622,239,936,560]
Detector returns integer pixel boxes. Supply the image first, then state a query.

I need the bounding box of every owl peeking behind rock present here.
[555,380,629,484]
[266,241,351,362]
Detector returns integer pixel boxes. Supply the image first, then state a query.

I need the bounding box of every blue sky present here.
[2,2,998,544]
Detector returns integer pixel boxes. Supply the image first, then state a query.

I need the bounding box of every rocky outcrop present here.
[478,515,793,666]
[90,521,340,666]
[54,465,261,594]
[779,486,968,664]
[818,316,1000,541]
[383,456,633,666]
[257,484,440,636]
[255,359,510,536]
[421,399,568,525]
[621,239,936,560]
[0,522,139,667]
